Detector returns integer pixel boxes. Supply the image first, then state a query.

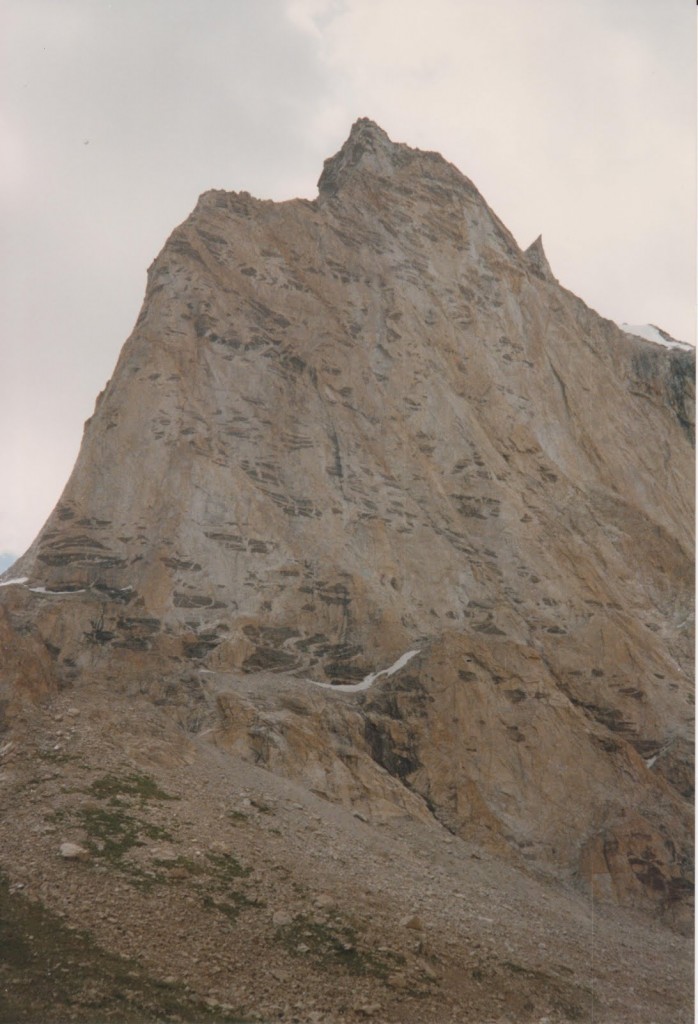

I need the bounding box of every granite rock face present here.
[2,119,693,925]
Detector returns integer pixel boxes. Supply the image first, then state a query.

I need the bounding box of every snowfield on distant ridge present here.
[620,323,693,351]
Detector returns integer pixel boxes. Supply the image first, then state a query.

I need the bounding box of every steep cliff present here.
[1,120,693,983]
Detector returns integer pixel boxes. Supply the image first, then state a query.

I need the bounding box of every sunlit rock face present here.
[2,119,693,926]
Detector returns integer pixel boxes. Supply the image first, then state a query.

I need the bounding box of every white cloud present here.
[285,0,341,38]
[0,112,29,195]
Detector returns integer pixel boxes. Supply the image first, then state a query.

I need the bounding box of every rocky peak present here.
[524,234,555,282]
[317,117,406,195]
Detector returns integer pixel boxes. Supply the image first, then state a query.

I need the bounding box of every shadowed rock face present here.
[2,119,693,925]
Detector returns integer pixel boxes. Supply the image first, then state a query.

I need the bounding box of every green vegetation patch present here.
[0,872,250,1023]
[36,749,81,765]
[65,770,258,911]
[473,959,592,1020]
[60,770,181,887]
[152,854,204,876]
[201,890,257,923]
[77,805,172,865]
[87,771,178,803]
[275,914,404,978]
[502,960,549,979]
[200,852,260,922]
[206,851,252,882]
[227,809,248,823]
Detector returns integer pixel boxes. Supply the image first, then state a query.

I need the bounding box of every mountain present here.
[0,552,16,574]
[0,119,693,1023]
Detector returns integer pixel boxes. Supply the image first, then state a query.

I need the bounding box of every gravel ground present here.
[0,681,692,1024]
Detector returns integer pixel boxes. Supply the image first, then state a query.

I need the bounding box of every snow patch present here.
[27,586,87,595]
[310,648,420,693]
[0,577,89,595]
[620,323,693,351]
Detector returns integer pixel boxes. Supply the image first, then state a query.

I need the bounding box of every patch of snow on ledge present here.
[311,648,420,693]
[0,577,29,588]
[27,586,87,595]
[620,323,693,351]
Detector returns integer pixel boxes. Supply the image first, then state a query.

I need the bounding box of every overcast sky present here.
[1,0,695,563]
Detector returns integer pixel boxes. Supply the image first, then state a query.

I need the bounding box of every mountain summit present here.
[318,117,401,193]
[0,121,693,1021]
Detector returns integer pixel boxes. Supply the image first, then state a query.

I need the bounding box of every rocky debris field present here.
[0,681,691,1024]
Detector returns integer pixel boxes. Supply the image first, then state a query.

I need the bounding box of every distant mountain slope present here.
[0,552,16,574]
